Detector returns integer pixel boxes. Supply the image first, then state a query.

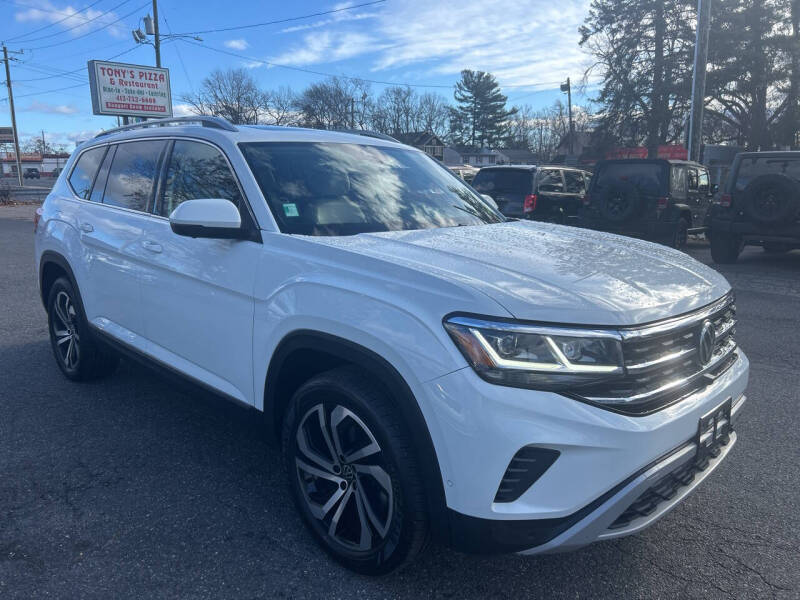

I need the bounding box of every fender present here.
[264,329,450,541]
[39,250,81,311]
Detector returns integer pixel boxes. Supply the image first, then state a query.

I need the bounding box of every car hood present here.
[303,221,731,326]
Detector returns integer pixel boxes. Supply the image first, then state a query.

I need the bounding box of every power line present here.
[11,0,136,44]
[13,45,139,82]
[23,1,149,51]
[0,45,140,101]
[181,39,563,92]
[170,0,386,36]
[5,0,108,43]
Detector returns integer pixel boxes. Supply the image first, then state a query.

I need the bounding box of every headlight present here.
[444,316,624,390]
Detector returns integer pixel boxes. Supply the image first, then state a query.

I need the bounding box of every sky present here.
[1,0,595,149]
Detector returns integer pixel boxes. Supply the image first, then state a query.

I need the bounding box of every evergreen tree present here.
[706,0,788,149]
[449,70,515,147]
[580,0,695,156]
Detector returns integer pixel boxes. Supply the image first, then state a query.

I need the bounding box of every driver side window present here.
[157,140,243,218]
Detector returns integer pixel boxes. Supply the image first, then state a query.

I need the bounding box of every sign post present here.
[87,60,172,120]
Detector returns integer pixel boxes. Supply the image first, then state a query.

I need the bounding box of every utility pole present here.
[152,0,161,67]
[561,77,574,155]
[688,0,712,162]
[2,45,23,187]
[41,130,46,152]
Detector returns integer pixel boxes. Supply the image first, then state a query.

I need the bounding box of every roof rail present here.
[334,129,400,143]
[94,116,238,139]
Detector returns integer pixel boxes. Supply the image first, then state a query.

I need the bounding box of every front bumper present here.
[422,351,749,554]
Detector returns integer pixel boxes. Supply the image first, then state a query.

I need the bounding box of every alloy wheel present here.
[294,403,394,552]
[52,290,80,370]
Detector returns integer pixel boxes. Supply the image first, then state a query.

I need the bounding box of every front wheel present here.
[282,367,429,575]
[710,231,742,264]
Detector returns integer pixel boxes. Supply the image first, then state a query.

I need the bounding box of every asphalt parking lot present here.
[1,205,798,599]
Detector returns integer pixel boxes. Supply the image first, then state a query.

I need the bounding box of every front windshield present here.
[239,142,504,236]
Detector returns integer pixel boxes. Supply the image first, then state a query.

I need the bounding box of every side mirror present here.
[710,183,719,194]
[169,198,243,239]
[481,194,499,210]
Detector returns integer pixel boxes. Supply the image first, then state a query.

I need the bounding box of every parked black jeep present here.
[580,159,713,249]
[471,165,591,222]
[709,151,800,263]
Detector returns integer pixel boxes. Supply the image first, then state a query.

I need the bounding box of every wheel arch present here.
[39,250,80,312]
[264,329,449,539]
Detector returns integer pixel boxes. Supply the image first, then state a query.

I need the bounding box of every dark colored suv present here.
[709,151,800,263]
[471,165,591,222]
[581,159,713,249]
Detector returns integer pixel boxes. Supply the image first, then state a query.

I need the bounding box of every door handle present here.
[142,240,163,253]
[79,222,94,233]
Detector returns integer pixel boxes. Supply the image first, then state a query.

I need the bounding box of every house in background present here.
[494,148,538,165]
[393,132,445,161]
[447,146,497,167]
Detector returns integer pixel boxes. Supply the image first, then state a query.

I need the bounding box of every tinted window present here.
[537,169,563,192]
[697,169,709,193]
[239,142,504,236]
[472,169,533,193]
[734,156,800,191]
[90,145,115,204]
[68,146,106,199]
[670,166,687,199]
[688,168,699,191]
[158,141,242,217]
[594,163,666,195]
[563,170,585,194]
[102,140,165,212]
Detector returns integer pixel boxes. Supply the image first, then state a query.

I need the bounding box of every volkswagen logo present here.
[698,320,716,365]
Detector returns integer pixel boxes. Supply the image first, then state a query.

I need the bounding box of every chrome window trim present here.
[64,135,260,234]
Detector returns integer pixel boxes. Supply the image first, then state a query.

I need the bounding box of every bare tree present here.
[182,68,267,125]
[263,86,298,126]
[293,77,371,130]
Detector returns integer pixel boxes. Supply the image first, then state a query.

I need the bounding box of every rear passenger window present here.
[68,146,106,199]
[564,170,585,194]
[102,140,165,212]
[537,169,563,192]
[158,141,242,218]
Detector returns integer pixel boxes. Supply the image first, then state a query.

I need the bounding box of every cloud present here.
[265,0,592,91]
[224,39,249,51]
[15,1,125,38]
[269,31,385,67]
[20,101,80,115]
[172,103,196,117]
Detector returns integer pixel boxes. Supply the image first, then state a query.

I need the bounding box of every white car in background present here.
[34,116,748,574]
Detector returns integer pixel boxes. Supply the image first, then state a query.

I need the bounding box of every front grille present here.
[576,295,738,414]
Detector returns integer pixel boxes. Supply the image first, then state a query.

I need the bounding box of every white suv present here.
[34,117,748,574]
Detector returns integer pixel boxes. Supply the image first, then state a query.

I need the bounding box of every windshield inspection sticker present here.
[282,203,299,217]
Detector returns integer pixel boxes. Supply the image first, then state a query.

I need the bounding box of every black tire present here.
[742,174,800,224]
[282,366,429,575]
[47,276,119,381]
[671,217,689,250]
[710,231,742,264]
[600,181,640,222]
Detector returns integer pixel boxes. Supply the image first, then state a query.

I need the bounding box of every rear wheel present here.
[47,277,118,381]
[710,231,742,264]
[282,366,429,575]
[671,217,689,250]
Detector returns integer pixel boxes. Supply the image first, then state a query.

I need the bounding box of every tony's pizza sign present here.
[88,60,173,118]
